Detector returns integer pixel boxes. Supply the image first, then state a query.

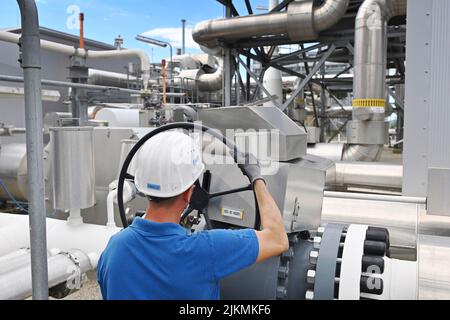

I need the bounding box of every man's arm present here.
[202,179,288,280]
[238,153,289,264]
[253,180,289,263]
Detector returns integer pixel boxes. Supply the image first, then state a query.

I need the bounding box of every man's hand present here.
[238,153,266,186]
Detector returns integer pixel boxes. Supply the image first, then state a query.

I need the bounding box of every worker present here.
[97,131,289,300]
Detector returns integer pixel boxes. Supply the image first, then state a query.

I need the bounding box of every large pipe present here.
[342,144,385,162]
[177,55,226,92]
[0,249,93,300]
[353,0,407,120]
[263,0,283,108]
[326,162,403,190]
[0,30,151,91]
[322,195,420,259]
[419,235,450,300]
[193,0,350,48]
[0,74,141,94]
[197,57,224,92]
[322,192,450,259]
[0,213,120,258]
[0,248,33,275]
[17,0,49,300]
[345,0,407,161]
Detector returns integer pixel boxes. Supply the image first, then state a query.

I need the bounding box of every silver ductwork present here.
[193,0,350,48]
[197,58,224,92]
[326,161,403,189]
[178,55,226,92]
[342,144,384,162]
[345,0,407,161]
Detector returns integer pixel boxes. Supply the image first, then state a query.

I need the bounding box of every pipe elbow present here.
[197,57,225,92]
[342,144,384,162]
[192,20,215,48]
[357,0,407,22]
[314,0,350,32]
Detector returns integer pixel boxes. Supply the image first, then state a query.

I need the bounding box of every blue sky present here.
[0,0,269,62]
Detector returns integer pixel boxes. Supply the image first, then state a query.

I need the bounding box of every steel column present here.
[17,0,49,300]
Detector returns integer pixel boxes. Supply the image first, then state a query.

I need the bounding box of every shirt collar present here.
[130,217,188,236]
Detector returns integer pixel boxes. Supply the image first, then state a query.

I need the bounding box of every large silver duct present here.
[197,57,224,92]
[193,0,350,48]
[326,161,403,189]
[178,55,226,92]
[345,0,407,161]
[342,144,385,162]
[353,0,407,120]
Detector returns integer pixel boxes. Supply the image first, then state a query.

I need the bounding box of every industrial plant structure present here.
[0,0,449,300]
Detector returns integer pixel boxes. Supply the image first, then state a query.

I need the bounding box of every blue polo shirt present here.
[97,217,259,300]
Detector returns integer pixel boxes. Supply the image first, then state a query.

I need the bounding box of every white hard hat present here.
[134,131,205,198]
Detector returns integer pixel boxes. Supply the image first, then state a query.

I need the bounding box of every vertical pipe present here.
[79,13,85,49]
[162,59,167,105]
[246,56,251,103]
[16,0,49,300]
[169,44,174,104]
[263,0,282,108]
[181,19,186,55]
[223,5,233,107]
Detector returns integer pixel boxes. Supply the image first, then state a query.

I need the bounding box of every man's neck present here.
[144,205,182,224]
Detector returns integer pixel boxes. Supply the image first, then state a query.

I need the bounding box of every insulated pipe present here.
[17,0,49,300]
[353,0,406,120]
[197,57,224,92]
[106,189,118,228]
[326,162,403,190]
[263,0,283,108]
[321,195,420,259]
[342,144,384,162]
[0,31,151,91]
[178,56,227,92]
[0,248,32,275]
[0,213,121,259]
[0,249,93,300]
[0,74,141,94]
[345,0,407,162]
[193,0,350,48]
[419,235,450,300]
[314,0,351,31]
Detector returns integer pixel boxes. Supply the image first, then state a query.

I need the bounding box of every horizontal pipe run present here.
[0,74,140,94]
[324,191,426,204]
[327,162,403,190]
[0,249,32,275]
[0,75,186,98]
[193,0,349,48]
[0,31,151,91]
[0,249,93,300]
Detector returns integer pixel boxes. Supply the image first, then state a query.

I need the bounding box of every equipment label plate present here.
[221,207,244,220]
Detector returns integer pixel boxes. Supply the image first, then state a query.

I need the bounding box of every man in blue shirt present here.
[97,131,288,300]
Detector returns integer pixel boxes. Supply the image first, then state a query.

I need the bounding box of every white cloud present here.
[141,27,199,50]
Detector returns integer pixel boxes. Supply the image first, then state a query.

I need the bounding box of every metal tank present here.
[49,127,95,211]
